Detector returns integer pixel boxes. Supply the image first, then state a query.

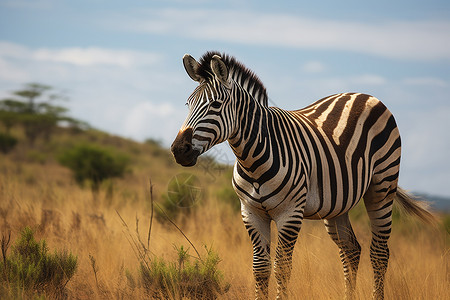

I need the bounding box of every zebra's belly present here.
[303,184,364,220]
[303,187,323,219]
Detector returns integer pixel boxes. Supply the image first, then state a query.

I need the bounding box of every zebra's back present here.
[290,93,401,219]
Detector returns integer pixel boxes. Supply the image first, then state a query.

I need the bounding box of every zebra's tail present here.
[395,187,437,225]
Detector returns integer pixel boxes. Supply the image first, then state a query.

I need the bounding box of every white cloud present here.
[0,41,162,68]
[116,9,450,61]
[402,77,448,87]
[33,47,161,68]
[122,102,184,143]
[352,74,386,86]
[302,74,387,94]
[0,41,31,59]
[302,61,326,73]
[125,102,176,125]
[0,57,30,82]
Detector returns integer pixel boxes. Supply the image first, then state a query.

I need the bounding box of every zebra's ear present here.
[210,55,229,87]
[183,54,201,82]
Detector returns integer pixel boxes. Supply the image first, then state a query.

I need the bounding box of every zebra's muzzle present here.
[171,128,200,167]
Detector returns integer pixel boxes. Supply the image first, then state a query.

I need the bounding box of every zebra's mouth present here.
[175,151,200,167]
[171,128,201,167]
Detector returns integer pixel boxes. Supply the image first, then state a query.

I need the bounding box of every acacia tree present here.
[14,83,52,113]
[0,83,87,145]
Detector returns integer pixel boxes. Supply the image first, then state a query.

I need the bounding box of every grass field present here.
[0,129,448,299]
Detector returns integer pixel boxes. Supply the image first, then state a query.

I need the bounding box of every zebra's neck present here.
[228,87,272,170]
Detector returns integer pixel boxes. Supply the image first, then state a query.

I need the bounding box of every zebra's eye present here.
[209,100,222,109]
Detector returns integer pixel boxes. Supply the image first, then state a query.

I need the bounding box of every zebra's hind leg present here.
[363,183,396,300]
[241,204,272,300]
[324,213,361,299]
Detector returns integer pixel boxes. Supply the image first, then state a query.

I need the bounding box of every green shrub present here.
[0,133,18,154]
[58,144,129,192]
[0,227,78,298]
[157,173,203,222]
[139,245,229,299]
[216,186,240,212]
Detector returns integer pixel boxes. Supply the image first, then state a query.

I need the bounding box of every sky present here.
[0,0,449,197]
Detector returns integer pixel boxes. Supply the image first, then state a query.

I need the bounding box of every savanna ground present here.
[0,128,449,299]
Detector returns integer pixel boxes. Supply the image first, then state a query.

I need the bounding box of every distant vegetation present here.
[0,83,88,148]
[58,144,130,193]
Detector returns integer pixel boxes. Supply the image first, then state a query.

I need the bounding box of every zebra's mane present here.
[196,51,268,106]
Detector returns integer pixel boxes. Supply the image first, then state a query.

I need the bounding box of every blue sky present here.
[0,0,449,197]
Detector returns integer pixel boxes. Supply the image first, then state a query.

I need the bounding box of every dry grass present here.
[0,155,448,300]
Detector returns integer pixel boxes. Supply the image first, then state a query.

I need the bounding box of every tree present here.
[0,83,87,145]
[13,83,52,113]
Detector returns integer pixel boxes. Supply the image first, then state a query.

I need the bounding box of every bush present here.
[216,186,240,212]
[139,245,229,299]
[58,144,129,192]
[0,133,18,154]
[0,227,78,298]
[157,173,203,222]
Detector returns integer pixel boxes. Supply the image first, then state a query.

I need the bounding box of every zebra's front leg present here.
[273,211,303,299]
[242,204,272,300]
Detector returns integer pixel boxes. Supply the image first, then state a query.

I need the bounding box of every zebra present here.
[170,51,434,300]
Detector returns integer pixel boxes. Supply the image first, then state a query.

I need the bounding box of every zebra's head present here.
[171,53,234,167]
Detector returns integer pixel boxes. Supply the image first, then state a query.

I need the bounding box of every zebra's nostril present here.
[184,143,192,154]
